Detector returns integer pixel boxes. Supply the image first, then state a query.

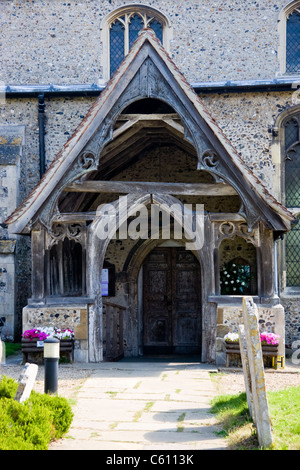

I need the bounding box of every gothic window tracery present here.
[104,6,168,78]
[47,223,86,297]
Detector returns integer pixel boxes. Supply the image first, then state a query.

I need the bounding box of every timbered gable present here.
[5,28,295,236]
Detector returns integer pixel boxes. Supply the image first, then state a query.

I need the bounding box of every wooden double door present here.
[143,247,201,355]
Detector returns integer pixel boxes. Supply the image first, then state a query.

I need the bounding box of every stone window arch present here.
[278,1,300,75]
[101,5,171,82]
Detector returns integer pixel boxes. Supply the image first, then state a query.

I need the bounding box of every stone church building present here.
[1,0,300,364]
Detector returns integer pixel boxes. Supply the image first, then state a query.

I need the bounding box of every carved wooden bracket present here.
[46,222,87,249]
[216,221,260,247]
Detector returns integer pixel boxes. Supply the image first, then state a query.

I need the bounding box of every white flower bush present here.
[224,332,239,343]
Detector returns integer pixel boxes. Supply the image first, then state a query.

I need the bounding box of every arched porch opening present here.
[86,193,207,362]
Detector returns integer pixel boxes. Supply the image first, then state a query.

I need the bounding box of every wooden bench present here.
[22,339,74,364]
[225,342,280,368]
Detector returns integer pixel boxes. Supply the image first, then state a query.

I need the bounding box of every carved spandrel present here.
[79,151,97,170]
[216,221,260,247]
[198,149,220,172]
[46,222,87,249]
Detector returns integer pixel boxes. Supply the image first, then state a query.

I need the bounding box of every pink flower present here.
[260,332,280,346]
[22,329,49,341]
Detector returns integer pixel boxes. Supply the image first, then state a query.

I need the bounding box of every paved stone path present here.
[50,360,227,451]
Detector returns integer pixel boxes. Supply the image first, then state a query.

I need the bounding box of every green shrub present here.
[0,375,73,450]
[29,392,73,439]
[0,375,18,398]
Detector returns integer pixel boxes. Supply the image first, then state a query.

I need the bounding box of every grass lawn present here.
[210,386,300,450]
[3,342,21,357]
[268,387,300,450]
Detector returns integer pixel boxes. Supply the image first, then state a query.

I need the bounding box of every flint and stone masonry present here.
[1,0,299,362]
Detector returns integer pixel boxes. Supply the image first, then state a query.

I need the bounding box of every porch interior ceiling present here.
[99,113,197,179]
[59,112,238,214]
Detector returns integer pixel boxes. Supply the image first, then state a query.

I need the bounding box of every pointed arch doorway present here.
[142,245,202,356]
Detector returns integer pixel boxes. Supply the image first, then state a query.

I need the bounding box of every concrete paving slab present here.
[49,361,228,451]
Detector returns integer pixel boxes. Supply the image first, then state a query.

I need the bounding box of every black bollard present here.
[44,337,60,394]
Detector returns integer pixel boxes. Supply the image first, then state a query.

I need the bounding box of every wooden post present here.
[31,226,45,302]
[242,297,273,448]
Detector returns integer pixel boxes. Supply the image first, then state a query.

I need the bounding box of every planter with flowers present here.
[21,327,74,364]
[260,332,280,355]
[224,331,280,367]
[224,332,240,352]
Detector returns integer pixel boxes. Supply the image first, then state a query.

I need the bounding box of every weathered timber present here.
[64,180,237,196]
[31,227,46,301]
[143,247,201,355]
[111,114,184,141]
[103,301,125,361]
[53,211,245,223]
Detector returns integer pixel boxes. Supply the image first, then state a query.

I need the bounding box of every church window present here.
[279,2,300,74]
[286,8,300,74]
[283,113,300,286]
[102,6,170,80]
[284,116,300,207]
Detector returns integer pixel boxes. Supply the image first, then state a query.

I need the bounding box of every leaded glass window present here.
[110,19,125,76]
[286,216,300,286]
[108,10,164,77]
[286,9,300,74]
[129,14,144,50]
[284,114,300,287]
[284,116,300,207]
[149,19,163,43]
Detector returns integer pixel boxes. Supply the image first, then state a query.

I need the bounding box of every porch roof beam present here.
[64,180,237,196]
[52,211,244,223]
